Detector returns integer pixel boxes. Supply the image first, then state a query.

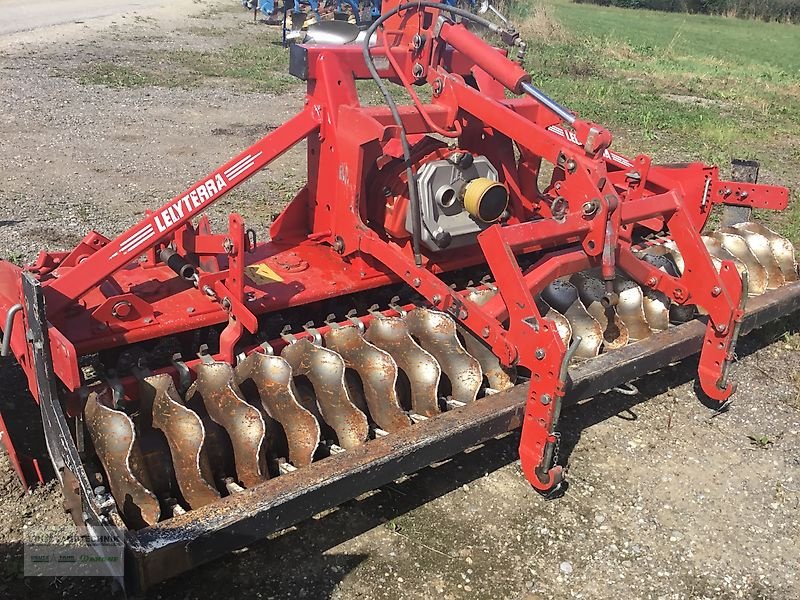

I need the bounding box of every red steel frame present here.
[0,0,790,491]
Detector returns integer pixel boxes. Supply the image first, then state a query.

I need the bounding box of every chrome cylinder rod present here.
[521,80,576,125]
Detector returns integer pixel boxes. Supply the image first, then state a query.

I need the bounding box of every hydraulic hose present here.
[362,2,500,267]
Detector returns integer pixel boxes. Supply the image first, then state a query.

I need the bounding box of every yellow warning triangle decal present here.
[245,263,284,285]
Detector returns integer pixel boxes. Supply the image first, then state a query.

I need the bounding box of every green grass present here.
[552,0,800,74]
[77,63,162,88]
[184,25,231,37]
[171,44,299,93]
[77,42,299,94]
[522,0,800,149]
[3,252,24,266]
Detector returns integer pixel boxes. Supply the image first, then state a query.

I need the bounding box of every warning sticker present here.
[245,263,284,285]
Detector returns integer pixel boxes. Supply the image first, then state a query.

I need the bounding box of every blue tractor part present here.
[259,0,320,20]
[336,0,361,23]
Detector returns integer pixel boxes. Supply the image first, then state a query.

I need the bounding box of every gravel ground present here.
[0,2,798,599]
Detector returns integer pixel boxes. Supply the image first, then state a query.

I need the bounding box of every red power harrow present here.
[0,0,797,591]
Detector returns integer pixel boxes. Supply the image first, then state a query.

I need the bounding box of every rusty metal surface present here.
[144,374,220,509]
[84,391,161,529]
[542,303,572,346]
[712,231,768,295]
[641,287,669,333]
[724,227,783,287]
[235,351,321,466]
[571,272,629,350]
[281,338,369,449]
[323,325,411,432]
[636,247,673,332]
[405,308,482,403]
[187,361,268,488]
[722,226,783,289]
[702,235,749,282]
[461,288,517,390]
[734,222,798,283]
[365,315,442,416]
[542,278,602,358]
[639,243,700,322]
[113,281,800,591]
[613,277,652,342]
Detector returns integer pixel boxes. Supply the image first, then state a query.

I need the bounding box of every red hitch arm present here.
[43,109,321,316]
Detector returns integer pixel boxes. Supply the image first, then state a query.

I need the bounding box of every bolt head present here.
[458,309,468,320]
[111,301,132,318]
[716,324,727,334]
[481,327,490,339]
[541,394,552,405]
[711,286,722,297]
[535,348,546,360]
[412,277,421,288]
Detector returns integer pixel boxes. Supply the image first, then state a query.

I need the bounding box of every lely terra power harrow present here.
[1,0,798,591]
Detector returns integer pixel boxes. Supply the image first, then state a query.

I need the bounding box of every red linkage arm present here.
[43,109,321,316]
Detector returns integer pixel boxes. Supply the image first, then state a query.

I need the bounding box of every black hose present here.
[160,247,197,281]
[361,2,500,267]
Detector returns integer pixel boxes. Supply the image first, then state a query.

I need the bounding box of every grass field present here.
[518,0,800,238]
